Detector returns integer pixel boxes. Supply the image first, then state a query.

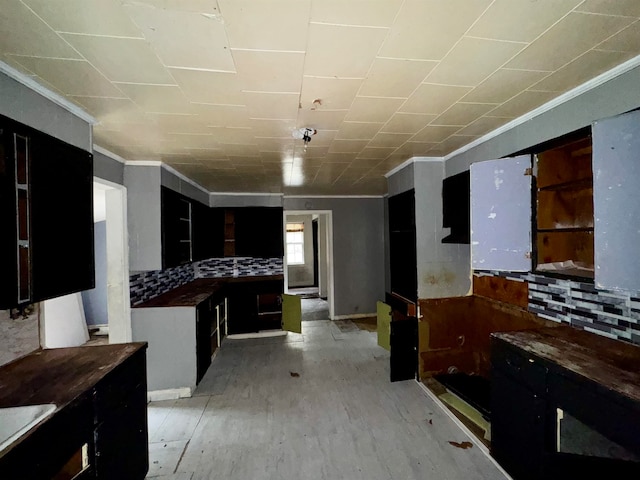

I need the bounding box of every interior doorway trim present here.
[283,210,335,320]
[94,177,131,343]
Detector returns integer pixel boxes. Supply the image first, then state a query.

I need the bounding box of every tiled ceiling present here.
[2,0,640,195]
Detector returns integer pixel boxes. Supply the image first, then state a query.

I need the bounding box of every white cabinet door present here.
[593,109,640,291]
[471,155,532,271]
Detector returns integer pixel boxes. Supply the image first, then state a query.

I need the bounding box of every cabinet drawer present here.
[492,339,547,393]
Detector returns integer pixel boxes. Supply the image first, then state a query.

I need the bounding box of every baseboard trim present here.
[227,330,287,340]
[416,380,512,480]
[332,313,376,320]
[147,387,193,402]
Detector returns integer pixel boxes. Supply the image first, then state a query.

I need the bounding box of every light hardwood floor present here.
[146,321,508,480]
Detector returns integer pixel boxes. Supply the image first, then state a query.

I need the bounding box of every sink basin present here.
[0,404,56,452]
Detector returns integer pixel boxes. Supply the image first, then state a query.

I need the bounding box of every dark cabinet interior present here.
[227,279,284,334]
[234,207,284,257]
[534,134,594,278]
[0,113,94,309]
[441,170,470,244]
[388,189,417,301]
[161,188,283,268]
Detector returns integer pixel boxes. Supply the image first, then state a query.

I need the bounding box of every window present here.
[286,222,304,265]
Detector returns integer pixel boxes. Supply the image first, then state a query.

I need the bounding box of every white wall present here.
[318,214,329,298]
[286,214,315,287]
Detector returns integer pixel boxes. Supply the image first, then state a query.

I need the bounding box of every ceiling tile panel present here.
[304,24,388,78]
[69,96,148,123]
[193,104,251,127]
[305,130,337,147]
[368,133,413,148]
[597,21,640,53]
[467,0,583,42]
[576,0,640,17]
[8,57,122,97]
[488,90,558,118]
[379,0,493,60]
[393,142,439,157]
[310,0,403,27]
[23,0,143,37]
[359,59,438,97]
[357,147,396,159]
[381,113,437,134]
[411,125,461,143]
[336,122,384,140]
[344,97,405,122]
[209,127,255,144]
[300,76,363,110]
[400,84,473,114]
[425,37,525,86]
[457,116,511,136]
[170,69,244,105]
[431,102,497,127]
[233,50,304,93]
[250,119,297,138]
[255,137,296,153]
[0,1,81,58]
[126,1,221,14]
[61,34,174,84]
[506,12,635,71]
[216,144,261,157]
[462,69,551,104]
[243,92,299,119]
[125,5,235,71]
[218,0,310,51]
[530,50,635,92]
[298,110,348,130]
[116,83,192,114]
[324,152,359,163]
[328,140,369,153]
[147,113,211,134]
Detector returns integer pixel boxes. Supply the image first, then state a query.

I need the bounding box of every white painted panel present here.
[471,155,532,271]
[593,109,640,291]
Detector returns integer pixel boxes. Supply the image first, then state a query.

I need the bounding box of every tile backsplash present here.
[475,270,640,346]
[0,306,40,366]
[130,257,283,305]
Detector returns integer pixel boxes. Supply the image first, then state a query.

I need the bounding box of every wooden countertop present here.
[492,327,640,404]
[0,343,146,409]
[134,274,284,308]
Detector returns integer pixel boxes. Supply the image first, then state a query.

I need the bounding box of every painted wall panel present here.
[125,164,162,272]
[93,150,124,185]
[0,71,91,151]
[471,155,532,272]
[592,109,640,291]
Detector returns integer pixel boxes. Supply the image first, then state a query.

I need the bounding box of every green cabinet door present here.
[377,301,391,351]
[281,294,302,334]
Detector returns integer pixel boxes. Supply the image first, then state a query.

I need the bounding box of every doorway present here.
[283,210,334,320]
[83,178,131,344]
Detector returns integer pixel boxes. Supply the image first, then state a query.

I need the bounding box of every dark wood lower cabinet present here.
[0,344,148,480]
[227,279,284,334]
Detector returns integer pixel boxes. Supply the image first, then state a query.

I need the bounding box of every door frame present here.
[93,177,132,343]
[283,210,335,320]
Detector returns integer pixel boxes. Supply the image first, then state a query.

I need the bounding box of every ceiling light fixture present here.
[292,127,317,149]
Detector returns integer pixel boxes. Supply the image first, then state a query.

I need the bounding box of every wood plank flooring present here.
[146,320,508,480]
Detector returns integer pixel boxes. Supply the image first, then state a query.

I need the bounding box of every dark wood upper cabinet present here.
[441,170,470,244]
[388,189,417,302]
[0,114,94,309]
[161,187,193,268]
[234,207,284,258]
[192,202,224,261]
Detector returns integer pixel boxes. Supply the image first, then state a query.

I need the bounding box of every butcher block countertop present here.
[134,274,284,308]
[492,327,640,404]
[0,343,146,410]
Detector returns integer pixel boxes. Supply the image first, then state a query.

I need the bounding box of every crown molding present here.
[210,192,284,196]
[93,145,126,163]
[125,160,162,167]
[443,53,640,162]
[161,163,210,195]
[284,195,384,199]
[384,155,443,178]
[0,60,97,124]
